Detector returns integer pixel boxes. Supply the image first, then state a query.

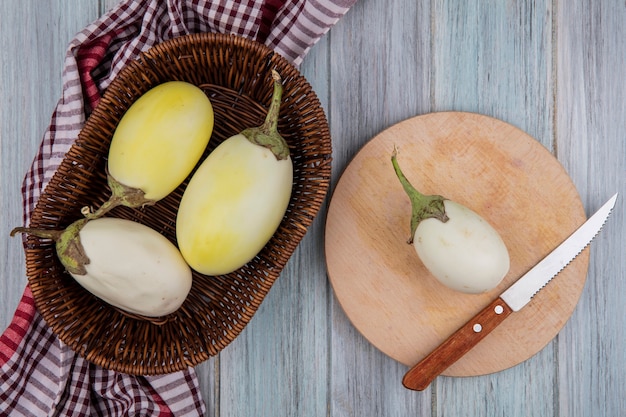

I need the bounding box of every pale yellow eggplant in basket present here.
[176,70,293,275]
[84,81,214,218]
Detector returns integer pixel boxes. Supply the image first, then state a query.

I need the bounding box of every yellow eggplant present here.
[176,70,293,275]
[84,81,214,218]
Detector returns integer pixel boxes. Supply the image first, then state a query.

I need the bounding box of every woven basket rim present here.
[24,33,331,375]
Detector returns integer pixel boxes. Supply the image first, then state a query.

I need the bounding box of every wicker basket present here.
[23,33,331,375]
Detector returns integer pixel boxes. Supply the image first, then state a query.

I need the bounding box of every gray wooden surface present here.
[1,0,624,416]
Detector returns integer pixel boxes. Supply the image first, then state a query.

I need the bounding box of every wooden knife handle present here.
[402,297,513,391]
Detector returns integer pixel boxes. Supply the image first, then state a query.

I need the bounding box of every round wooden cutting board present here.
[325,112,590,377]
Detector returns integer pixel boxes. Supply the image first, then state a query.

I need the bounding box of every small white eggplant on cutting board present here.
[176,70,293,276]
[391,148,510,294]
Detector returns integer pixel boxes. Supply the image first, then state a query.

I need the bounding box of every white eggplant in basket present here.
[12,217,192,317]
[176,70,293,275]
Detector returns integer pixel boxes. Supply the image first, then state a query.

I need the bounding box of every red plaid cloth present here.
[0,0,356,415]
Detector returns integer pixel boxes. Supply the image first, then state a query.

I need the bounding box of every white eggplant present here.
[12,217,192,317]
[85,81,214,218]
[391,149,510,294]
[176,70,293,275]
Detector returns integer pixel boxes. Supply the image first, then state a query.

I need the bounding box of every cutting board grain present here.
[325,112,589,376]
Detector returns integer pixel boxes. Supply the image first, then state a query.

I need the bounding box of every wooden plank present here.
[326,0,434,415]
[431,0,555,147]
[217,221,331,416]
[428,0,558,415]
[0,0,100,340]
[555,1,626,416]
[213,38,332,417]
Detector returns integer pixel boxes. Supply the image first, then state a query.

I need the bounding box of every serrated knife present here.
[402,193,618,391]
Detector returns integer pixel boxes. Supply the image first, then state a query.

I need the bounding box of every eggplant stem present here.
[83,194,123,219]
[391,146,449,242]
[261,70,282,135]
[11,219,90,276]
[83,172,155,219]
[10,227,62,241]
[240,69,290,160]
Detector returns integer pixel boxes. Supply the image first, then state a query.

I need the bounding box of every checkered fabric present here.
[0,0,356,415]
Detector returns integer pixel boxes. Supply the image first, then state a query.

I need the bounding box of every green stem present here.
[10,227,62,240]
[240,69,290,160]
[82,194,123,219]
[391,147,449,243]
[82,172,155,219]
[260,70,282,135]
[11,218,90,275]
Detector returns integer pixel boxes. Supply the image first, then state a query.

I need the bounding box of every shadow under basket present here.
[23,33,332,375]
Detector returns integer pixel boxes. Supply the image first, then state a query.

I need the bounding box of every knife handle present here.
[402,297,513,391]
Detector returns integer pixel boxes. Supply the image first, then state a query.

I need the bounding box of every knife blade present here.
[402,193,618,391]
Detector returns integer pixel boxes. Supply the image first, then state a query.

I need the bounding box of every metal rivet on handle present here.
[473,324,482,333]
[494,305,504,315]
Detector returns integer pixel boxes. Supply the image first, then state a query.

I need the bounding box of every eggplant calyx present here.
[56,218,91,275]
[11,218,91,275]
[82,171,156,219]
[391,147,449,243]
[241,69,290,161]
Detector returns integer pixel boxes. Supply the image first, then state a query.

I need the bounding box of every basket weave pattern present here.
[23,33,331,375]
